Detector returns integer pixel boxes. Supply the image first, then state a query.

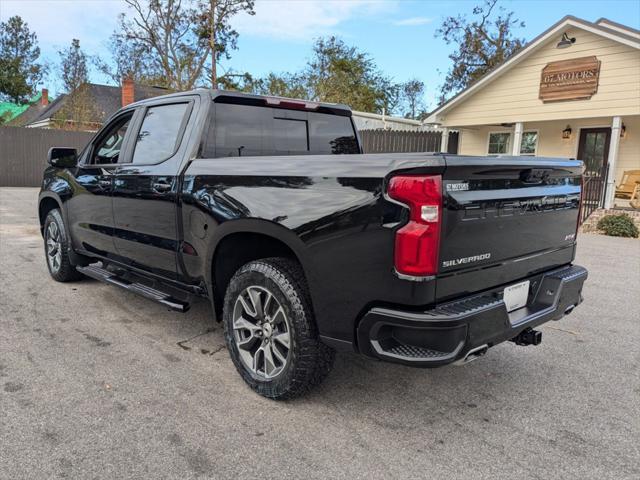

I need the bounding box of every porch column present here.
[512,122,523,156]
[440,127,449,153]
[604,116,622,209]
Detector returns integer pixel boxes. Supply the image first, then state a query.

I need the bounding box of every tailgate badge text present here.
[446,182,469,192]
[442,253,491,268]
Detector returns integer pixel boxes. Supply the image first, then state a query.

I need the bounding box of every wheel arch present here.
[38,193,63,237]
[207,220,312,318]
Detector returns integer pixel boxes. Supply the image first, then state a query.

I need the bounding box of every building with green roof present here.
[0,92,44,123]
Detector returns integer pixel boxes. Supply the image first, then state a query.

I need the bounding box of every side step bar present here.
[77,264,190,312]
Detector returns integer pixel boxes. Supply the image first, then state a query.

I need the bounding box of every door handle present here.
[152,181,172,193]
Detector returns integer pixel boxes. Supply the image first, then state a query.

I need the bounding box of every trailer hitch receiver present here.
[511,328,542,346]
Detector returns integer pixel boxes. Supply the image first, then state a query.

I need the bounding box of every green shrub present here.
[597,214,639,238]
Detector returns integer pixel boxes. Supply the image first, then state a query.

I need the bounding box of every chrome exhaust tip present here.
[454,344,489,366]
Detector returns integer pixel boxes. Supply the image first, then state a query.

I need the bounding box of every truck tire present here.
[43,209,83,282]
[223,257,335,399]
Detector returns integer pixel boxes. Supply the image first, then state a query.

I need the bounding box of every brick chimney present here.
[121,77,135,107]
[41,88,49,106]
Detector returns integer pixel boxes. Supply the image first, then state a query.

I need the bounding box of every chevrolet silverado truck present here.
[39,89,588,399]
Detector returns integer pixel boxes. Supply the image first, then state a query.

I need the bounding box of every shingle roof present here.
[10,94,66,126]
[594,18,640,36]
[24,83,169,126]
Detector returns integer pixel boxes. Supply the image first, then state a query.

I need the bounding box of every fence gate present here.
[580,164,608,224]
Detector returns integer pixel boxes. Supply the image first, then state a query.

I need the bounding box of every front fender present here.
[39,169,74,235]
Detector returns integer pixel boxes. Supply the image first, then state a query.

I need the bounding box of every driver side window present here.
[91,114,133,164]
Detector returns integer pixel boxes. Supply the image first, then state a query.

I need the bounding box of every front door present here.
[67,111,135,259]
[577,128,611,175]
[112,100,194,279]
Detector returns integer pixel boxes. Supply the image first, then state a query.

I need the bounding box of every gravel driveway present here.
[1,187,639,479]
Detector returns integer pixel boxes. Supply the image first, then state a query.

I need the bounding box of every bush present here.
[597,214,639,238]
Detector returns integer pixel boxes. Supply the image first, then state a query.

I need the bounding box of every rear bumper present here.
[356,264,588,367]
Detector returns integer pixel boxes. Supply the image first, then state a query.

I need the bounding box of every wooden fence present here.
[360,129,459,154]
[0,127,94,187]
[0,126,459,187]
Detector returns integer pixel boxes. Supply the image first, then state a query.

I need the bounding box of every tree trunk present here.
[210,0,217,89]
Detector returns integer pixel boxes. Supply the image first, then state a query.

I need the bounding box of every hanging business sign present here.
[539,56,601,102]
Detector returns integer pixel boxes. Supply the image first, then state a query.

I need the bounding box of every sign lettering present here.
[539,56,601,102]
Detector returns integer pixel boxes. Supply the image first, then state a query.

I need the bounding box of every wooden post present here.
[604,116,622,209]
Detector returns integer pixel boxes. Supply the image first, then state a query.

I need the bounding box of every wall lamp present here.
[621,123,627,138]
[557,33,576,49]
[562,125,572,139]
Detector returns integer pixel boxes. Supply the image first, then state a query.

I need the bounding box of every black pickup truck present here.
[39,89,587,399]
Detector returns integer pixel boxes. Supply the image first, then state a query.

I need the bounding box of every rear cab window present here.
[203,101,359,158]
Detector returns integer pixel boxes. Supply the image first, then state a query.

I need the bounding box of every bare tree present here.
[52,84,99,131]
[113,0,210,90]
[54,39,97,131]
[436,0,525,102]
[400,79,425,119]
[195,0,255,88]
[104,0,253,90]
[59,39,88,92]
[95,33,162,86]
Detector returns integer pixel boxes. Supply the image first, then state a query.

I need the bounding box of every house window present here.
[488,132,511,154]
[520,131,538,155]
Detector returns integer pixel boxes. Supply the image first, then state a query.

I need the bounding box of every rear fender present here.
[204,219,312,310]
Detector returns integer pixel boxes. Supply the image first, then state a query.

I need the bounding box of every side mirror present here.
[48,147,78,168]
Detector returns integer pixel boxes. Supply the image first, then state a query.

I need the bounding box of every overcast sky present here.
[1,0,639,109]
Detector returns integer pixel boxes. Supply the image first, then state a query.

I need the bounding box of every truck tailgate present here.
[436,156,582,300]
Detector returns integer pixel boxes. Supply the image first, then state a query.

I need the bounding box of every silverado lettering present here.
[38,89,588,399]
[442,253,491,268]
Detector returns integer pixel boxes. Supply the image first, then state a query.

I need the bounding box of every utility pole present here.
[210,0,217,89]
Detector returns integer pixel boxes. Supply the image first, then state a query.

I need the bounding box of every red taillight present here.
[388,175,442,277]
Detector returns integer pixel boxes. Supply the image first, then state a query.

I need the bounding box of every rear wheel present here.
[223,258,334,400]
[44,209,83,282]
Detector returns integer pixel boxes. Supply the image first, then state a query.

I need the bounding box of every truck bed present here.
[182,153,583,345]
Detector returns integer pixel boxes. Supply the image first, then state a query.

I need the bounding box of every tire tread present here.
[44,209,83,282]
[223,257,334,400]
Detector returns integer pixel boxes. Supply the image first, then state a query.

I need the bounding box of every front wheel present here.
[223,258,335,400]
[43,209,83,282]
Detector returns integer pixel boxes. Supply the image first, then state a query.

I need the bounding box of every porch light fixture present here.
[557,33,576,49]
[562,125,572,139]
[621,123,627,138]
